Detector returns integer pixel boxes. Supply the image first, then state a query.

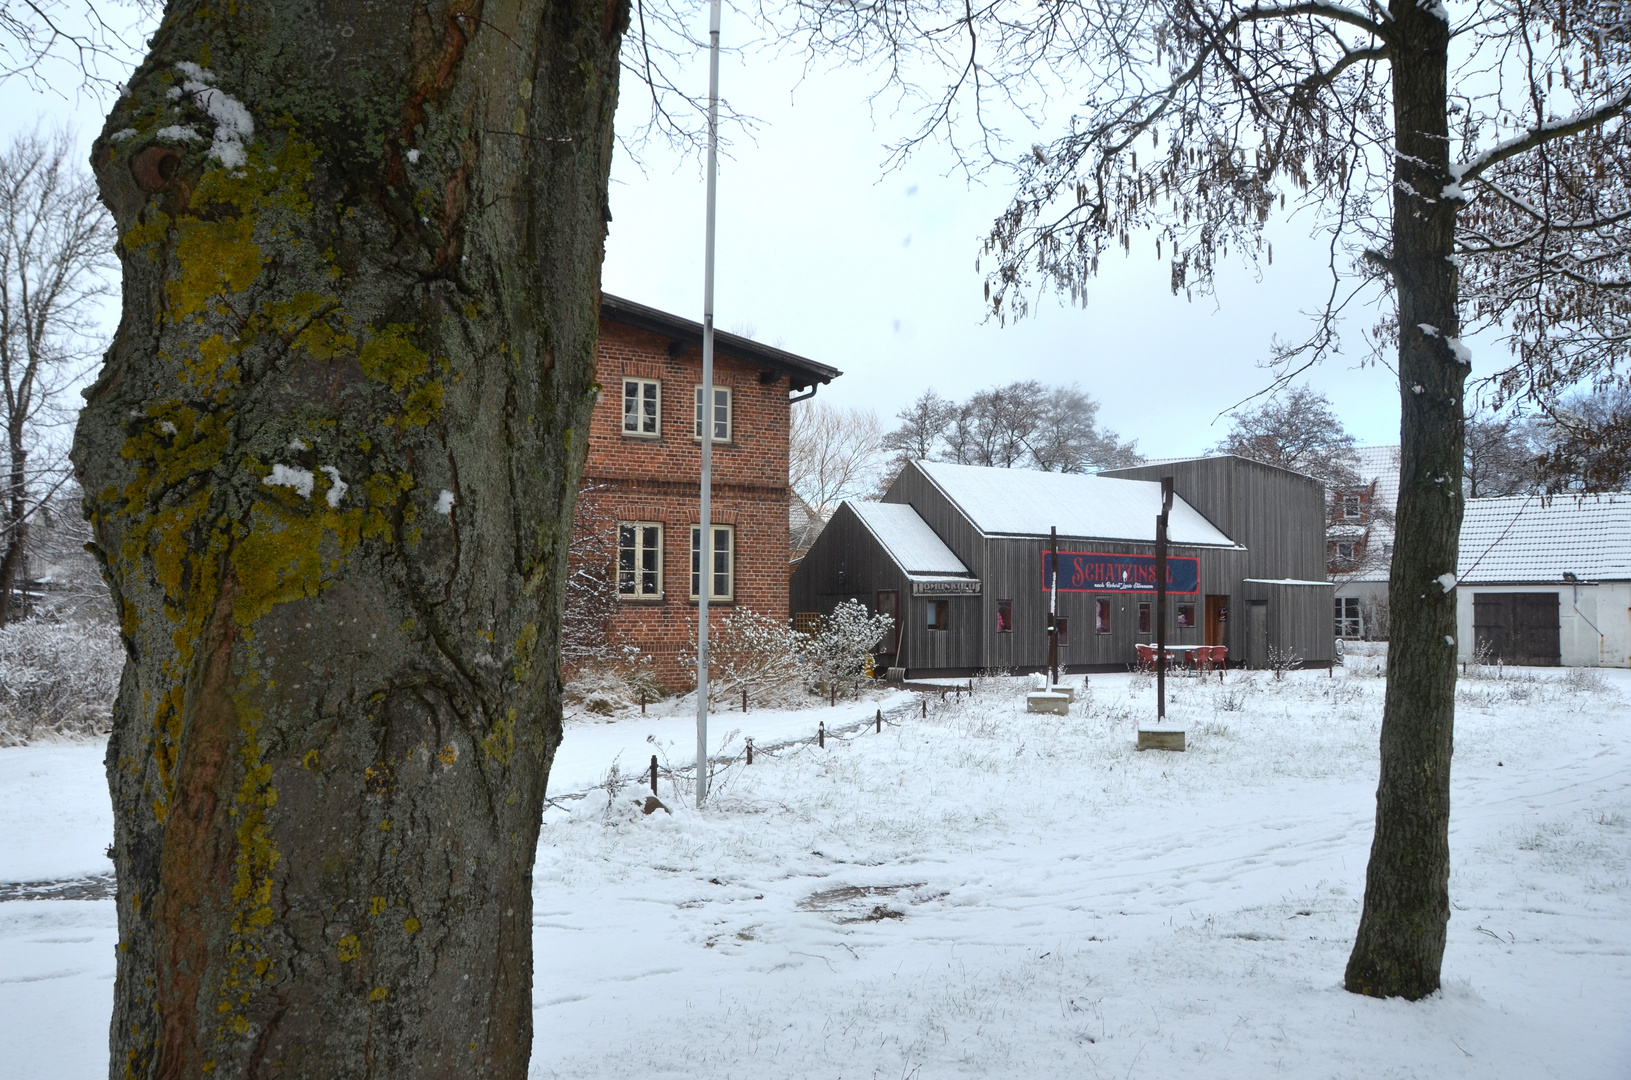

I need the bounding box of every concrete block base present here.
[1026,692,1071,715]
[1137,728,1187,752]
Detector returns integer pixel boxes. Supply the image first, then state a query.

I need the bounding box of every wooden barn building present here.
[790,457,1334,676]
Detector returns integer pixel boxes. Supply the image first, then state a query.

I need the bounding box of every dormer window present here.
[1342,494,1362,521]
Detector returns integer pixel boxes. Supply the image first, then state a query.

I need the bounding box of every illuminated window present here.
[1095,598,1111,634]
[1176,603,1195,628]
[996,599,1013,633]
[622,379,660,436]
[690,524,734,600]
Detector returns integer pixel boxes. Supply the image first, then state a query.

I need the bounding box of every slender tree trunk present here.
[71,1,625,1075]
[1345,5,1465,1000]
[0,430,27,627]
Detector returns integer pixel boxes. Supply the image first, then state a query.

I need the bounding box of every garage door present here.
[1472,593,1560,666]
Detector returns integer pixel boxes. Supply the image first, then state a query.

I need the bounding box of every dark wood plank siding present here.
[789,503,908,626]
[1103,456,1327,582]
[1241,580,1338,666]
[794,458,1332,675]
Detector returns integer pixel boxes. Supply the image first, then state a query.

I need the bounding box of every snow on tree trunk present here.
[70,1,625,1075]
[1344,5,1463,1002]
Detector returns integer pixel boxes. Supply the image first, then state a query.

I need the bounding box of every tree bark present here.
[1345,3,1464,1000]
[71,0,625,1075]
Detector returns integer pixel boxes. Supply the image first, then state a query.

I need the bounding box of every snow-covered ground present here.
[3,668,1629,1079]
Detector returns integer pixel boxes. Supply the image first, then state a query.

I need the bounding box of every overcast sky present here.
[0,11,1520,460]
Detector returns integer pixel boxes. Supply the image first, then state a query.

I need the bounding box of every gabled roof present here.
[912,461,1240,548]
[848,502,973,579]
[1352,445,1401,512]
[1458,493,1631,583]
[600,293,841,391]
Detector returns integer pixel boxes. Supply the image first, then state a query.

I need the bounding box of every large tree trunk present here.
[71,1,625,1075]
[1345,4,1464,1000]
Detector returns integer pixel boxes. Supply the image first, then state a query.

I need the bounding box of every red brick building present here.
[578,295,840,689]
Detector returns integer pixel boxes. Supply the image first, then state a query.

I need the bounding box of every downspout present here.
[789,381,820,404]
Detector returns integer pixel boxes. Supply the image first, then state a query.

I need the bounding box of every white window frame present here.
[690,524,734,601]
[622,378,661,437]
[693,385,732,443]
[617,522,664,599]
[1336,541,1356,561]
[1335,596,1363,638]
[1342,494,1362,521]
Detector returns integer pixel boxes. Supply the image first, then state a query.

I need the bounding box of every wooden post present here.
[649,755,658,796]
[1156,477,1173,721]
[876,708,882,733]
[818,721,825,748]
[1047,526,1060,688]
[745,737,753,765]
[921,697,927,718]
[830,682,836,707]
[640,690,646,715]
[742,685,748,712]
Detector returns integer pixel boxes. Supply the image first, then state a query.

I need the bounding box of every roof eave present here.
[601,293,842,391]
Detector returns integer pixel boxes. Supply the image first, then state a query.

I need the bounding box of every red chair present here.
[1207,645,1228,679]
[1135,643,1156,672]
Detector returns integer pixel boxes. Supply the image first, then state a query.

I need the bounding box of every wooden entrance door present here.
[1205,595,1228,648]
[1473,592,1560,666]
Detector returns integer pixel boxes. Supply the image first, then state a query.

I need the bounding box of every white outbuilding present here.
[1455,493,1631,668]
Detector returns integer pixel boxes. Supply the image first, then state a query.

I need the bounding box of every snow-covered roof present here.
[1458,493,1631,583]
[912,461,1240,548]
[1352,445,1400,512]
[848,502,973,578]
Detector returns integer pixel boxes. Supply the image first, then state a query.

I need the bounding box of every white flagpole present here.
[696,0,722,809]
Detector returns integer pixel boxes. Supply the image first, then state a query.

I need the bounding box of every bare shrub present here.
[0,617,122,745]
[1561,668,1610,695]
[684,606,809,707]
[1266,646,1302,682]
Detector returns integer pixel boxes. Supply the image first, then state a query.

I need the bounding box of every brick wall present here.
[578,318,792,690]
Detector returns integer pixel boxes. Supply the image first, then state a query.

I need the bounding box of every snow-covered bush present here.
[0,618,122,745]
[563,647,664,718]
[809,600,894,700]
[683,607,808,707]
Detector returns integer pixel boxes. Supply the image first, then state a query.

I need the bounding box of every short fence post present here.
[818,721,825,748]
[649,754,658,796]
[876,708,882,733]
[745,737,753,765]
[830,683,836,707]
[742,686,748,713]
[640,690,646,715]
[921,697,927,719]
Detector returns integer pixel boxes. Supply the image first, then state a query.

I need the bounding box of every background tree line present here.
[791,380,1143,521]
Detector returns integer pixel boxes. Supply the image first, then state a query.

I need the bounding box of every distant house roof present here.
[600,293,841,392]
[1458,493,1631,583]
[848,502,973,579]
[1352,445,1401,512]
[912,461,1241,548]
